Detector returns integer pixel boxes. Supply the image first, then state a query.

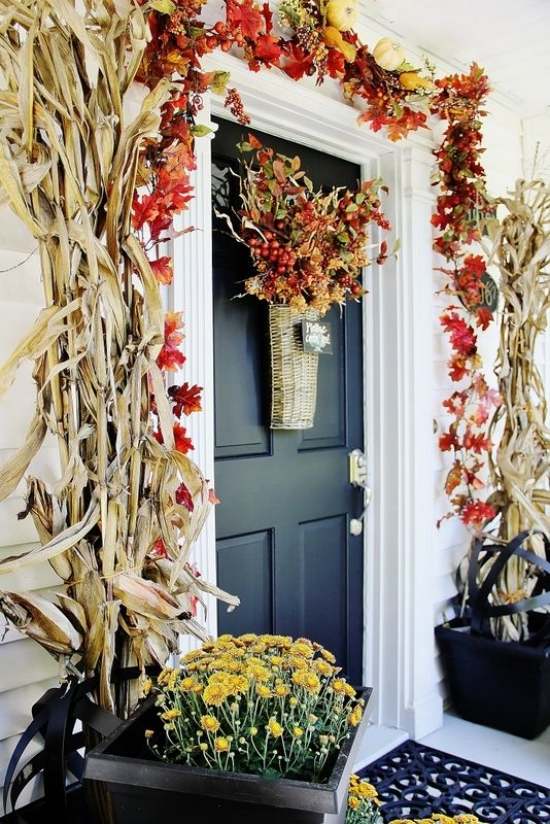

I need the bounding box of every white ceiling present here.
[362,0,550,115]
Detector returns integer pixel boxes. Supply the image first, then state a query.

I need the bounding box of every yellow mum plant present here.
[147,633,365,780]
[388,815,484,824]
[346,775,383,823]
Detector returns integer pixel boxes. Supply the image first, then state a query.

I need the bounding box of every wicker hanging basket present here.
[268,305,320,430]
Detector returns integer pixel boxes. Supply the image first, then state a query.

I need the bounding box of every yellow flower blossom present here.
[200,715,220,733]
[256,684,273,699]
[320,648,336,664]
[453,818,481,824]
[214,737,230,752]
[315,660,333,677]
[348,705,363,727]
[266,718,284,737]
[356,782,378,799]
[161,708,181,721]
[182,649,204,663]
[203,683,230,706]
[245,662,270,681]
[144,729,155,739]
[290,641,314,658]
[286,655,308,671]
[239,634,258,644]
[291,726,304,738]
[275,684,290,697]
[292,670,321,693]
[348,796,361,810]
[180,676,198,692]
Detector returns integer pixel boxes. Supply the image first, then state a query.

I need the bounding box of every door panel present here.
[212,118,364,684]
[216,531,274,635]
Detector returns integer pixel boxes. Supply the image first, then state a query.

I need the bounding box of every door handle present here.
[350,487,372,536]
[348,449,371,536]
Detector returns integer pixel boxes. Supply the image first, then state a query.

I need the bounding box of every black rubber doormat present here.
[360,740,550,823]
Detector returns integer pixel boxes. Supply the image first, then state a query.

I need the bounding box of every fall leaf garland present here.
[135,0,495,529]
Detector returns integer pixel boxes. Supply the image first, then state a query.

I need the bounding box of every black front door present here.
[211,119,364,683]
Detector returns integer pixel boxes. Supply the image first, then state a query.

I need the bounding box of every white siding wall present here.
[0,218,61,796]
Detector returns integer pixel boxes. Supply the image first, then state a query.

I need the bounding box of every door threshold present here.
[353,723,409,773]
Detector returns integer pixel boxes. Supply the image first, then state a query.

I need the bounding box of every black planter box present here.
[436,621,550,739]
[85,688,372,824]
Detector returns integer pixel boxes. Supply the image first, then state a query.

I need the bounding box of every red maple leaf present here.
[168,382,203,417]
[463,429,491,454]
[282,44,313,80]
[248,133,263,149]
[448,352,469,382]
[150,256,174,285]
[326,48,346,78]
[176,482,194,512]
[476,307,493,330]
[157,312,186,372]
[226,0,264,40]
[463,254,486,278]
[439,430,459,452]
[460,499,496,529]
[443,390,468,418]
[255,34,282,64]
[174,423,194,454]
[440,312,477,355]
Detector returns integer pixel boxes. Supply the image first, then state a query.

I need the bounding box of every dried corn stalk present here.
[0,0,236,716]
[475,180,550,641]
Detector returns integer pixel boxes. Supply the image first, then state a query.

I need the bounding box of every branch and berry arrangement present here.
[220,135,391,315]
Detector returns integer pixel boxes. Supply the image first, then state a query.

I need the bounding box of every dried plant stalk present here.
[480,180,550,640]
[0,0,236,716]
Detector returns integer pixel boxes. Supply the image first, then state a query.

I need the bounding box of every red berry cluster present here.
[247,230,297,275]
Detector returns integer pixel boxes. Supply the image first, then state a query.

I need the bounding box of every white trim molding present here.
[171,56,443,737]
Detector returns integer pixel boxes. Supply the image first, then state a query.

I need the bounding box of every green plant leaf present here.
[150,0,175,13]
[191,124,213,138]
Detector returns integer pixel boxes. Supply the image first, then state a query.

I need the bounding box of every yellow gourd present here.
[325,0,358,32]
[372,37,406,71]
[399,71,435,92]
[323,26,357,62]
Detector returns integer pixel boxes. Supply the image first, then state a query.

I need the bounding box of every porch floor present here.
[355,714,550,790]
[420,713,550,789]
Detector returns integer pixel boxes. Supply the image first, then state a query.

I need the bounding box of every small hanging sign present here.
[479,273,499,313]
[459,273,499,314]
[302,318,333,354]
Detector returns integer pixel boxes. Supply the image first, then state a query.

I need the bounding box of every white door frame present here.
[171,53,443,739]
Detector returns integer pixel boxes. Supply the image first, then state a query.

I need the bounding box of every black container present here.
[436,621,550,739]
[85,688,371,824]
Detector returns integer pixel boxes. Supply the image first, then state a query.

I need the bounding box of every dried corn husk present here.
[0,0,238,716]
[471,180,550,641]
